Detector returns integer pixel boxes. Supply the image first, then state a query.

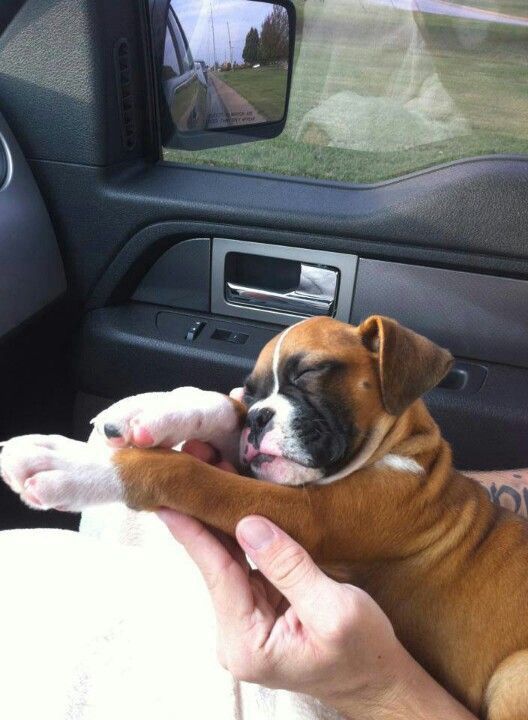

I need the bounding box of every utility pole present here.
[226,20,233,69]
[210,3,217,70]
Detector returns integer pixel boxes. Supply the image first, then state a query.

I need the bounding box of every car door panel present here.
[351,259,528,370]
[28,159,528,308]
[0,112,66,339]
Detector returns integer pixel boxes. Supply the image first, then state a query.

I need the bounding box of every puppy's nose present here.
[247,407,275,447]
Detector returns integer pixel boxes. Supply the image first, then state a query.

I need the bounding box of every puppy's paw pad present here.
[2,435,121,512]
[21,485,44,509]
[1,437,58,494]
[21,473,65,510]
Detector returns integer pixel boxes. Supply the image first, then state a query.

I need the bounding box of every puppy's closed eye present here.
[293,362,344,384]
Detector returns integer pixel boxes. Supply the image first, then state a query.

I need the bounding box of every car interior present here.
[0,0,527,539]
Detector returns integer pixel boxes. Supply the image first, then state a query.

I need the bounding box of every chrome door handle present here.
[225,264,339,317]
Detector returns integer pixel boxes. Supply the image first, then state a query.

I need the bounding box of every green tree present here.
[259,6,289,63]
[242,27,260,65]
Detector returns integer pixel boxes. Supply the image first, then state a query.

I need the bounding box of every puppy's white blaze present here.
[376,454,424,474]
[246,319,315,469]
[271,323,296,393]
[271,318,312,393]
[250,320,311,471]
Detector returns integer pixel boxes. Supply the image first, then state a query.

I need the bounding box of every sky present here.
[171,0,277,65]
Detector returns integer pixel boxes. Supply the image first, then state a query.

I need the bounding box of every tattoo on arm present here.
[465,469,528,518]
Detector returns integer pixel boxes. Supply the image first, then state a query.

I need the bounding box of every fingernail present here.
[238,517,275,550]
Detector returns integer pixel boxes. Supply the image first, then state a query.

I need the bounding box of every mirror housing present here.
[149,0,296,151]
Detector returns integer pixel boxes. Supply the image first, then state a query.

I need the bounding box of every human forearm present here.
[328,643,476,720]
[465,468,528,517]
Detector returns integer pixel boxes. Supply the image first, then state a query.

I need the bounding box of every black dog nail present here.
[104,423,122,439]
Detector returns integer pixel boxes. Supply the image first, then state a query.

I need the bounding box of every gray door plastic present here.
[0,112,66,338]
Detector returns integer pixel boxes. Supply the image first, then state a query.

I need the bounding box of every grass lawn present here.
[214,66,288,121]
[165,0,528,184]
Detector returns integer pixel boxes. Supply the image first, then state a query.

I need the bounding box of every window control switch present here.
[185,321,205,341]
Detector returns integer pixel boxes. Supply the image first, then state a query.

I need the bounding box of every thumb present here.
[236,515,330,623]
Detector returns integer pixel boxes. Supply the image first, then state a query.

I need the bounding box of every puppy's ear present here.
[358,315,453,416]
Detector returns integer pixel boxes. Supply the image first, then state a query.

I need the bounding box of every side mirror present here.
[149,0,296,150]
[160,65,177,81]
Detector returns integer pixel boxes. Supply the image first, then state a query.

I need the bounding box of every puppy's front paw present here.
[0,435,123,512]
[91,388,236,451]
[88,392,169,448]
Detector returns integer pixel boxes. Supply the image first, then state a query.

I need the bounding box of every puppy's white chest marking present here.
[376,454,424,474]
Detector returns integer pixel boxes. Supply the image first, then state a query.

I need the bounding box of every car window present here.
[163,24,182,78]
[164,0,528,184]
[169,9,193,74]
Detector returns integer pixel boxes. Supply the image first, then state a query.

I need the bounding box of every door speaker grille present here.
[114,38,136,151]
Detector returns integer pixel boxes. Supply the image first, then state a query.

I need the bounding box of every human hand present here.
[157,443,402,713]
[159,440,477,719]
[158,507,403,711]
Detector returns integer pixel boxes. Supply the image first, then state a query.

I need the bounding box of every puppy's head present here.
[240,315,453,485]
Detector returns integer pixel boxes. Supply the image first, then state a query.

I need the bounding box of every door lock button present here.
[185,321,205,341]
[211,328,248,345]
[228,332,248,344]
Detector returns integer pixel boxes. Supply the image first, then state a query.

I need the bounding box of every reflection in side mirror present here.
[150,0,295,150]
[161,65,177,81]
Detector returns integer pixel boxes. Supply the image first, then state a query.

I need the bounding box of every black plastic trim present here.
[165,151,528,192]
[0,138,6,188]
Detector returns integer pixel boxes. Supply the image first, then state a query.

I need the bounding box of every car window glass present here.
[164,0,528,184]
[163,24,181,78]
[169,10,193,74]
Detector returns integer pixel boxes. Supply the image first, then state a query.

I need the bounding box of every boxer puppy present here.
[1,315,527,719]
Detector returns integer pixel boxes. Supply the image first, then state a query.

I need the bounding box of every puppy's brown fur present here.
[115,316,528,719]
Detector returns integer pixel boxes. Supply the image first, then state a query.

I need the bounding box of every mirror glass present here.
[157,0,290,134]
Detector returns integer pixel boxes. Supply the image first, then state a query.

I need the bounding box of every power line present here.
[209,3,217,69]
[226,20,233,68]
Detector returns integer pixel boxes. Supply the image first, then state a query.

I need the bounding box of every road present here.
[206,73,266,130]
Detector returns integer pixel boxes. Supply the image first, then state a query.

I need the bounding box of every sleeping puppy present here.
[1,315,528,720]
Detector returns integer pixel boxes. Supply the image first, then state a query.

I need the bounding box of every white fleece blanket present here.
[0,505,340,720]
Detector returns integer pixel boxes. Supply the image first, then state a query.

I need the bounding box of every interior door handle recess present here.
[225,265,339,317]
[211,239,357,326]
